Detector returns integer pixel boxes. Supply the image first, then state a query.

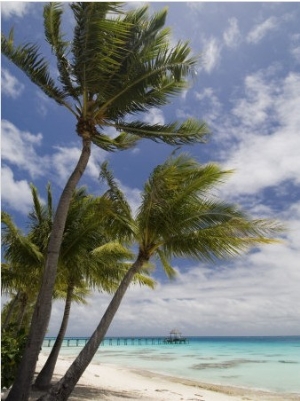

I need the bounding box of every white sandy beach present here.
[21,353,299,401]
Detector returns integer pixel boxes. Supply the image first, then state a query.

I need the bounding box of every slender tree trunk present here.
[6,138,91,401]
[38,254,145,401]
[34,284,74,390]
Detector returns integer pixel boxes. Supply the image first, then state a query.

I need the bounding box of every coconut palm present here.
[2,4,209,398]
[39,154,283,401]
[1,212,44,333]
[34,186,154,390]
[1,183,55,334]
[2,182,154,390]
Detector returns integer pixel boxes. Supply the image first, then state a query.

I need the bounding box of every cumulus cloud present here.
[1,166,34,214]
[143,108,165,125]
[247,16,277,44]
[1,69,25,98]
[223,17,242,48]
[1,120,108,214]
[218,71,300,198]
[1,120,48,178]
[1,1,31,18]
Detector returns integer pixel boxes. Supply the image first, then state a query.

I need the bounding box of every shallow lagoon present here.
[43,336,300,393]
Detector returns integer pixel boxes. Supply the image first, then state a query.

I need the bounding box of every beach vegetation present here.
[1,324,27,390]
[39,154,283,401]
[1,3,209,399]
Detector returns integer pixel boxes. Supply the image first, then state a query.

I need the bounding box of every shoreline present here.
[24,353,300,401]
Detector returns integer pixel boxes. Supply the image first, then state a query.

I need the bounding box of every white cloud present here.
[1,166,33,214]
[1,120,48,178]
[217,71,300,198]
[143,108,165,125]
[223,18,241,48]
[232,73,275,127]
[1,69,25,98]
[1,120,108,199]
[201,37,222,73]
[1,1,31,19]
[186,2,204,13]
[247,16,277,44]
[194,87,223,125]
[52,144,107,186]
[51,146,82,183]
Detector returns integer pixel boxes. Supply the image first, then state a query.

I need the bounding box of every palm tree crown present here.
[2,2,209,149]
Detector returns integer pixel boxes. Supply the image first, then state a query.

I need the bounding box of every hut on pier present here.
[164,328,188,344]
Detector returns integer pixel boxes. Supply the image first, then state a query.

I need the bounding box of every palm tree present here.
[34,187,154,390]
[1,182,153,391]
[2,4,209,399]
[1,212,44,333]
[39,154,283,401]
[1,183,54,334]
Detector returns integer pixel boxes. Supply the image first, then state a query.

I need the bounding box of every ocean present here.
[42,335,300,394]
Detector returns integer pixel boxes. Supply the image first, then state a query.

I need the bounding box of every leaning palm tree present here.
[2,4,209,398]
[34,187,154,390]
[39,154,283,401]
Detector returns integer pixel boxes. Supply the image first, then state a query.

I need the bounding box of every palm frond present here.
[43,2,78,98]
[91,242,133,261]
[93,7,198,120]
[1,212,44,266]
[71,2,130,111]
[1,29,72,109]
[156,248,176,279]
[135,153,284,267]
[29,184,43,226]
[108,120,209,145]
[163,217,283,262]
[91,131,140,151]
[28,184,53,253]
[132,273,156,289]
[99,162,135,240]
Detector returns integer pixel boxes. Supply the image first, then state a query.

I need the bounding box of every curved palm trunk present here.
[34,284,74,390]
[38,254,145,401]
[7,138,91,401]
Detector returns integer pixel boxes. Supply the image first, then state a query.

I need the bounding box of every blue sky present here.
[1,1,300,337]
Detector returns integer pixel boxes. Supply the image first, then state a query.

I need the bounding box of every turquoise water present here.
[42,336,300,394]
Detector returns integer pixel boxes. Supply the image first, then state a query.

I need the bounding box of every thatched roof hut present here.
[169,328,182,339]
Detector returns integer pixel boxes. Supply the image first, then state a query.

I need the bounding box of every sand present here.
[3,353,300,401]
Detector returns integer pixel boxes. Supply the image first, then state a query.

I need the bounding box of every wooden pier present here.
[43,335,188,347]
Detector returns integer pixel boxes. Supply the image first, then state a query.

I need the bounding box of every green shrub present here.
[1,324,27,389]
